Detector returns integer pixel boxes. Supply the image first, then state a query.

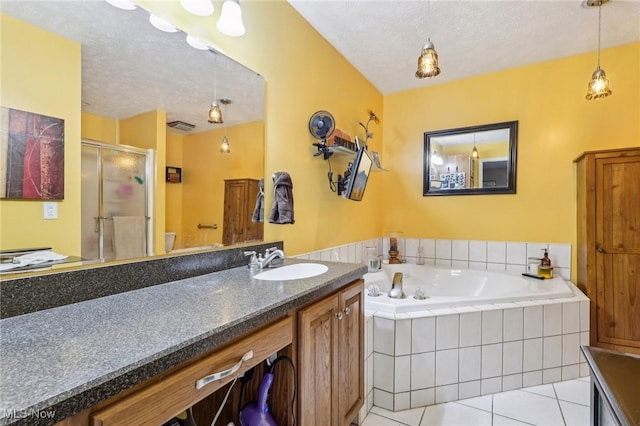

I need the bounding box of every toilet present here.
[164,232,176,253]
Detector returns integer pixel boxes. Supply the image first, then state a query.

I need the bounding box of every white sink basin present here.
[253,263,329,281]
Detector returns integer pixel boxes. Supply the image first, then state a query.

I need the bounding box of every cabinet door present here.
[338,280,364,426]
[298,293,340,426]
[595,155,640,351]
[223,180,248,245]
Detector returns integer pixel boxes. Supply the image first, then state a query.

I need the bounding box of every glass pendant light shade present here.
[220,136,231,153]
[586,66,612,100]
[471,146,479,158]
[208,103,223,123]
[415,39,441,79]
[217,0,246,37]
[585,0,612,100]
[180,0,214,16]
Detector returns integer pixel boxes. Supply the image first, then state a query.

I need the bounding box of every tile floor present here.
[360,377,590,426]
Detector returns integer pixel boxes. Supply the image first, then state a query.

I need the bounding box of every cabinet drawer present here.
[92,316,292,426]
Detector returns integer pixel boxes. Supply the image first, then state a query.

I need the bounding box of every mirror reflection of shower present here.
[81,141,153,261]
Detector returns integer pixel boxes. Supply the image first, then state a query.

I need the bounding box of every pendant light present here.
[217,0,246,37]
[219,99,232,153]
[471,134,479,159]
[415,0,441,79]
[208,55,223,124]
[585,0,612,100]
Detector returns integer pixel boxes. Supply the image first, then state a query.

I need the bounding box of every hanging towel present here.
[112,216,147,260]
[268,172,294,224]
[252,178,265,223]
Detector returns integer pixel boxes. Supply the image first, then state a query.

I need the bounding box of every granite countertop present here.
[0,259,366,426]
[581,346,640,425]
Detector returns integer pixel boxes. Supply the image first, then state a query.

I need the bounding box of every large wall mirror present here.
[423,121,518,196]
[1,1,266,270]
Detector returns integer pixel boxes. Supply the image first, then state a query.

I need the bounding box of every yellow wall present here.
[383,42,639,278]
[0,14,82,255]
[120,110,167,255]
[179,121,264,248]
[140,1,385,256]
[81,112,117,145]
[165,131,184,249]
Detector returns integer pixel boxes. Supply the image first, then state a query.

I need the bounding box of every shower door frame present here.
[81,140,154,261]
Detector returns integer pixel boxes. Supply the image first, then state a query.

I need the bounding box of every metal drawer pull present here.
[195,350,254,390]
[344,307,351,316]
[335,311,344,320]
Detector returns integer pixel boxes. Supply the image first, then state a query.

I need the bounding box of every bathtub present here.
[362,263,589,413]
[364,263,575,313]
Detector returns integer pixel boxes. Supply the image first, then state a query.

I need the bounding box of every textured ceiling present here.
[1,1,265,134]
[288,0,640,94]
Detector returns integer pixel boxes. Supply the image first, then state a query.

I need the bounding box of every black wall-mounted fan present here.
[308,110,335,160]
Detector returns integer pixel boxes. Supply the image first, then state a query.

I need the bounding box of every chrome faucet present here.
[258,247,285,269]
[388,272,406,299]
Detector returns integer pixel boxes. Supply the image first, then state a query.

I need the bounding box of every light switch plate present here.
[43,202,58,219]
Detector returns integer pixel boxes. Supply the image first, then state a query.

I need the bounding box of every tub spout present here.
[388,272,406,299]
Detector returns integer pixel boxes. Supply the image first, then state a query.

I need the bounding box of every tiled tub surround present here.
[368,291,590,412]
[295,238,572,280]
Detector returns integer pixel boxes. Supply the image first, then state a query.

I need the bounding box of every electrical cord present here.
[210,377,238,426]
[327,157,337,193]
[267,356,297,426]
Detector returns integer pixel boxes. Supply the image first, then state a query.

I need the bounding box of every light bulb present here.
[217,0,246,37]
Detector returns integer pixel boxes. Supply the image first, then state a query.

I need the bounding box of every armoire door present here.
[595,154,640,351]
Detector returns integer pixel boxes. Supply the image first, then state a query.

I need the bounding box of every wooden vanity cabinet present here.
[298,279,364,426]
[575,147,640,355]
[90,317,292,426]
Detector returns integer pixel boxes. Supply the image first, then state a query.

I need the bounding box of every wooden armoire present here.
[222,178,263,246]
[575,147,640,355]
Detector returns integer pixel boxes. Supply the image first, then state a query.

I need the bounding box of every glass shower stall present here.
[81,141,153,261]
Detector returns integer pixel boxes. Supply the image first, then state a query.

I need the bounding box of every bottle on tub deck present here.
[416,246,425,265]
[538,248,554,278]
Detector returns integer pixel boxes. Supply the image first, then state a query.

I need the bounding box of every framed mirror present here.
[423,121,518,196]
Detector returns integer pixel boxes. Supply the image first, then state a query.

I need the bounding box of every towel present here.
[252,178,264,223]
[0,250,67,271]
[268,172,294,224]
[112,216,147,260]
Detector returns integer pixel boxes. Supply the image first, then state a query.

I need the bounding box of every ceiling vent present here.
[167,120,195,131]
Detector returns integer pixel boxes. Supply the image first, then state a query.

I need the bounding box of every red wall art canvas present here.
[0,107,65,200]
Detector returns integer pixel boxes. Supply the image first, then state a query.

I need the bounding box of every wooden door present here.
[338,280,364,426]
[298,294,340,426]
[595,155,640,352]
[223,180,247,245]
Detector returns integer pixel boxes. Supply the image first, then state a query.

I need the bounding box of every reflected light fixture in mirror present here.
[415,0,440,79]
[106,0,136,10]
[186,34,209,50]
[208,54,224,124]
[471,135,479,159]
[181,0,214,17]
[585,0,612,100]
[431,151,443,165]
[219,99,232,153]
[149,14,178,33]
[217,0,246,37]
